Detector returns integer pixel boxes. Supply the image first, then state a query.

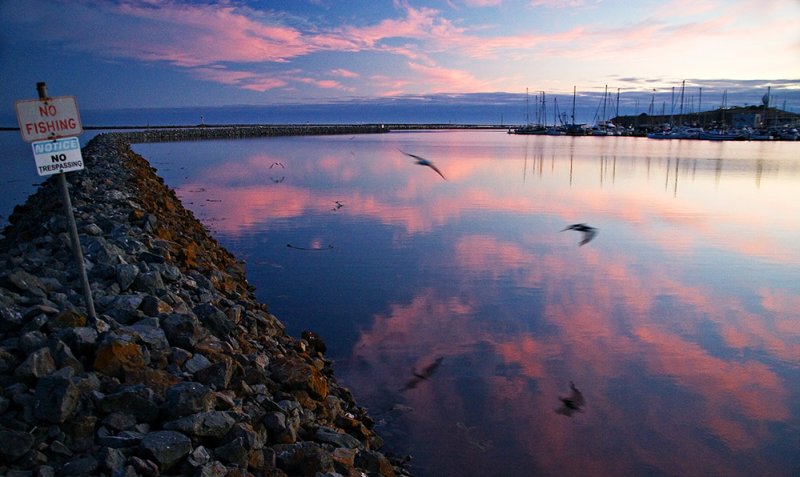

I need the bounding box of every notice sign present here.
[15,96,83,142]
[32,137,84,176]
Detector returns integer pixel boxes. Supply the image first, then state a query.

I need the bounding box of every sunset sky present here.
[2,0,799,116]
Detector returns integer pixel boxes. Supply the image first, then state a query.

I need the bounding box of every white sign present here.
[15,96,83,142]
[32,137,84,176]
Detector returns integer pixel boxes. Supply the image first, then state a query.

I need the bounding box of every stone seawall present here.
[115,125,390,143]
[0,133,410,477]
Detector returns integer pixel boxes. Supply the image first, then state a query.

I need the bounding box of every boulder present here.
[139,430,192,471]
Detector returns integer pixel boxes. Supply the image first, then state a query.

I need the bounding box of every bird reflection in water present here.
[269,161,285,183]
[398,150,447,181]
[561,223,598,246]
[401,356,444,392]
[556,381,585,416]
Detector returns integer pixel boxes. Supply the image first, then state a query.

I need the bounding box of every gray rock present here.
[184,353,212,373]
[129,456,160,477]
[140,295,172,316]
[60,456,99,476]
[115,263,139,291]
[138,251,166,264]
[22,304,59,321]
[0,429,35,461]
[195,360,233,390]
[2,270,47,297]
[34,465,56,477]
[161,313,206,349]
[82,236,125,265]
[164,411,236,438]
[165,381,214,416]
[83,223,104,236]
[315,426,362,449]
[15,346,56,383]
[193,461,229,477]
[188,445,211,467]
[264,412,297,443]
[50,340,84,373]
[213,436,249,466]
[0,346,20,373]
[222,422,264,451]
[133,271,164,293]
[96,446,127,472]
[18,330,48,353]
[105,294,144,324]
[0,304,24,332]
[127,321,169,350]
[99,386,159,422]
[103,411,137,431]
[139,430,192,471]
[34,373,81,423]
[193,303,234,337]
[57,327,98,356]
[275,441,335,476]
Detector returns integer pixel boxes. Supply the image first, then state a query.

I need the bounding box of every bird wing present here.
[398,149,426,162]
[399,150,447,180]
[568,382,585,406]
[578,228,597,246]
[425,163,447,180]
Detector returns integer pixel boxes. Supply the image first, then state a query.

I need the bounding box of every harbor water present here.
[2,130,799,476]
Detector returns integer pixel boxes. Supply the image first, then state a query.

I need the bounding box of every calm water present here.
[4,131,800,476]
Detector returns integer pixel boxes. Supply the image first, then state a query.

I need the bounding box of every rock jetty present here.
[0,133,410,477]
[111,125,389,143]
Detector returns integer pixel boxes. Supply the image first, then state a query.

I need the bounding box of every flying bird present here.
[561,223,598,246]
[399,150,447,180]
[556,381,585,416]
[401,356,444,392]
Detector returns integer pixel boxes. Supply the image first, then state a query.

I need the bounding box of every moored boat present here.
[698,129,746,141]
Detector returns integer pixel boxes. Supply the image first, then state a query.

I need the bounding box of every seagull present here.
[399,150,446,180]
[556,381,585,416]
[561,223,598,246]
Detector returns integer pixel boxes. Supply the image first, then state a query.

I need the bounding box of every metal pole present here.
[36,82,96,321]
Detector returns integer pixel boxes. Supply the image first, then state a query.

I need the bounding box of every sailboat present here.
[565,86,587,136]
[512,89,548,135]
[546,97,565,135]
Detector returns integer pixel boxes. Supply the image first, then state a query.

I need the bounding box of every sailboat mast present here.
[601,85,607,125]
[541,92,546,126]
[526,88,530,125]
[571,86,576,125]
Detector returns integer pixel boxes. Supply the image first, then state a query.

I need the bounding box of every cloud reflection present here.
[154,133,798,475]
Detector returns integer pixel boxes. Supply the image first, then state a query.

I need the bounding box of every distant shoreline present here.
[0,124,512,132]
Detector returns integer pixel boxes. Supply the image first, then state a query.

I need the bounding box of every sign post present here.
[15,82,96,321]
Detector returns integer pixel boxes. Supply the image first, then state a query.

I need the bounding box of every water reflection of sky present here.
[134,132,800,477]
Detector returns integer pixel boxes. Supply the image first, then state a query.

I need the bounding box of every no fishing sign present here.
[15,92,85,176]
[31,136,84,176]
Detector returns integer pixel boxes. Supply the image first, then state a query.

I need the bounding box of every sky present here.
[2,0,799,122]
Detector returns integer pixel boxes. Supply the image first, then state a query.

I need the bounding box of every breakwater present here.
[0,133,410,476]
[114,124,390,143]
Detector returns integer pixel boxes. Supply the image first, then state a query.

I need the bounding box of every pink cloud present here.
[463,0,503,6]
[111,2,314,67]
[329,68,359,78]
[406,62,496,93]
